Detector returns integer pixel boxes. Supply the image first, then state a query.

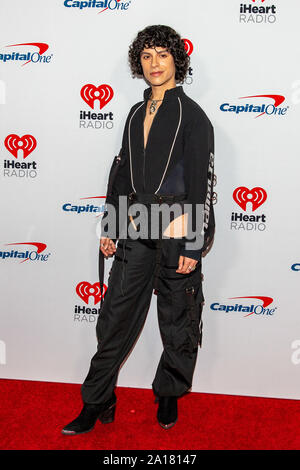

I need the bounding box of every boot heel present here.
[99,403,116,424]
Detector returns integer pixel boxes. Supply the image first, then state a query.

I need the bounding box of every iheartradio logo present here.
[4,134,37,159]
[231,186,267,232]
[74,281,108,323]
[181,39,194,85]
[79,84,114,130]
[239,0,277,24]
[233,186,267,211]
[80,84,114,109]
[182,39,193,56]
[76,281,106,305]
[3,134,38,179]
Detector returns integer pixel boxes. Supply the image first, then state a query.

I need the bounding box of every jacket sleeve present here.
[180,113,215,261]
[100,108,132,241]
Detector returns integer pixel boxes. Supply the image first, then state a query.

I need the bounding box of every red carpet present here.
[0,378,299,450]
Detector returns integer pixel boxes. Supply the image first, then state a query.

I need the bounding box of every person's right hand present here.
[100,237,116,257]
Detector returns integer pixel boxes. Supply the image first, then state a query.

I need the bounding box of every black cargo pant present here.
[81,231,204,405]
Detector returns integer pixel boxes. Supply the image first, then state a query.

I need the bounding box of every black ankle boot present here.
[156,396,178,429]
[61,393,116,435]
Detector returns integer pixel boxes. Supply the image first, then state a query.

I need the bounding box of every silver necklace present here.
[149,93,163,114]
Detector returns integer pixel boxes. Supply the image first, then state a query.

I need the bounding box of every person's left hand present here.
[176,256,198,274]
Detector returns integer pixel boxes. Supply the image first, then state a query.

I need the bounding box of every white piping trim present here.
[128,102,144,193]
[128,97,182,194]
[154,96,182,194]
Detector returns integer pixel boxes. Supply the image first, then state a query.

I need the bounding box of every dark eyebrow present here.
[140,48,168,56]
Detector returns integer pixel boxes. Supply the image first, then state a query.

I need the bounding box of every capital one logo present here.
[76,281,107,304]
[63,0,132,13]
[211,295,277,317]
[220,95,287,118]
[291,264,300,272]
[80,84,114,109]
[62,195,106,216]
[233,187,267,211]
[4,134,37,159]
[0,43,52,66]
[0,242,50,262]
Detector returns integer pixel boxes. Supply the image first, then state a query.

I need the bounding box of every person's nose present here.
[151,54,159,68]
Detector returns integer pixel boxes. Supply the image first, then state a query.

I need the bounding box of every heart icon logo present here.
[182,38,194,56]
[76,281,106,305]
[80,84,114,109]
[233,186,267,211]
[4,134,37,159]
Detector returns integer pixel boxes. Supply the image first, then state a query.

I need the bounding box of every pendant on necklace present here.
[150,101,157,114]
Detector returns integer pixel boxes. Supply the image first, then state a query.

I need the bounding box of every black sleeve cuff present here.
[180,247,202,261]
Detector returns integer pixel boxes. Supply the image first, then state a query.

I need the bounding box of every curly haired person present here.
[62,24,215,435]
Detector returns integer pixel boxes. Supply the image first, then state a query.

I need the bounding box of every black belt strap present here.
[128,192,187,205]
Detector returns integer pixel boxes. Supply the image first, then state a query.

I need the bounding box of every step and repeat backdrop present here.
[1,0,300,400]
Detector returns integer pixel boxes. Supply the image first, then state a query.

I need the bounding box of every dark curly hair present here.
[128,25,190,84]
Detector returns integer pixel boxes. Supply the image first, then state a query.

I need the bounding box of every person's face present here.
[140,46,176,87]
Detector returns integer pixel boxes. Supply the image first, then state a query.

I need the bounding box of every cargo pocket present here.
[168,282,202,357]
[185,284,204,351]
[108,240,129,297]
